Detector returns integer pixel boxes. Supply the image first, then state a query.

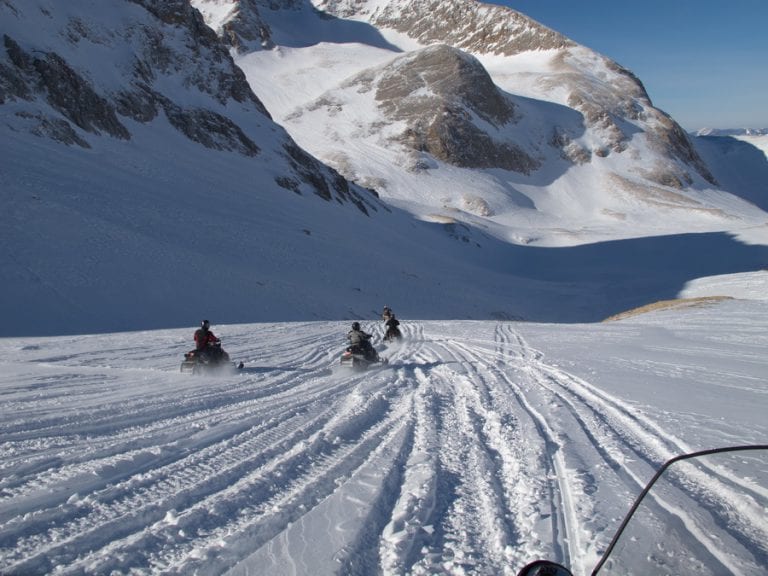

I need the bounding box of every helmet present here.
[201,319,210,330]
[352,322,360,331]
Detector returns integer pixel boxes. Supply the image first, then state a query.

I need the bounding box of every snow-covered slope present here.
[211,0,768,246]
[0,0,562,335]
[2,3,766,572]
[0,0,410,335]
[736,133,768,159]
[1,274,766,575]
[2,0,767,336]
[692,134,768,211]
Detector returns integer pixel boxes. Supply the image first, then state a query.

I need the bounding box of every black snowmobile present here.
[383,313,402,342]
[340,322,388,370]
[340,346,388,370]
[384,323,402,342]
[340,343,388,370]
[180,342,243,374]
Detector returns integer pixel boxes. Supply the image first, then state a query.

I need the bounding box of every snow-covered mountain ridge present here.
[199,0,767,245]
[696,128,768,137]
[2,0,767,336]
[0,0,374,210]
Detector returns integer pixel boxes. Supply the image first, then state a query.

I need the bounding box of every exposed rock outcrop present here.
[0,0,267,149]
[3,35,130,143]
[361,44,538,172]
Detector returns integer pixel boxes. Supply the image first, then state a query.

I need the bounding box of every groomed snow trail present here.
[0,320,762,575]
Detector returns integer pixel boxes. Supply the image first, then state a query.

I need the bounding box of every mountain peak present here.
[317,0,573,55]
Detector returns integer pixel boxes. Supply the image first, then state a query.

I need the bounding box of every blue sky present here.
[486,1,768,130]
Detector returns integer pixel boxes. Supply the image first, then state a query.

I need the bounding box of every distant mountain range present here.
[694,128,768,137]
[2,0,767,335]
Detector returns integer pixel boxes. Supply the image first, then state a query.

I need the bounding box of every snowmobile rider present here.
[382,306,393,321]
[194,319,224,361]
[347,321,376,359]
[385,313,401,339]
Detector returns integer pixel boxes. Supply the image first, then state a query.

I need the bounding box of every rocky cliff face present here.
[1,35,131,146]
[0,0,376,211]
[1,0,261,146]
[190,0,278,52]
[358,44,538,172]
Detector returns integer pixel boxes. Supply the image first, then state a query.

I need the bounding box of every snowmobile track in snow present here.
[2,319,765,575]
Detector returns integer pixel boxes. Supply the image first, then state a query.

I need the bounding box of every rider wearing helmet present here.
[384,312,401,340]
[194,319,221,359]
[347,321,375,358]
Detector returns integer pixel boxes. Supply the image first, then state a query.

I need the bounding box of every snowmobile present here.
[383,324,402,342]
[340,343,388,370]
[516,445,768,576]
[180,342,243,374]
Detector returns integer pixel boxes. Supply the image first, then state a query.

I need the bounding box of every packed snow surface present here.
[1,274,766,575]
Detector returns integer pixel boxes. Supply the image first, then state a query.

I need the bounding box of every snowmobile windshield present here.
[593,446,768,576]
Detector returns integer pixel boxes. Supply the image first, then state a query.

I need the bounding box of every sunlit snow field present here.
[1,273,766,575]
[2,2,767,574]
